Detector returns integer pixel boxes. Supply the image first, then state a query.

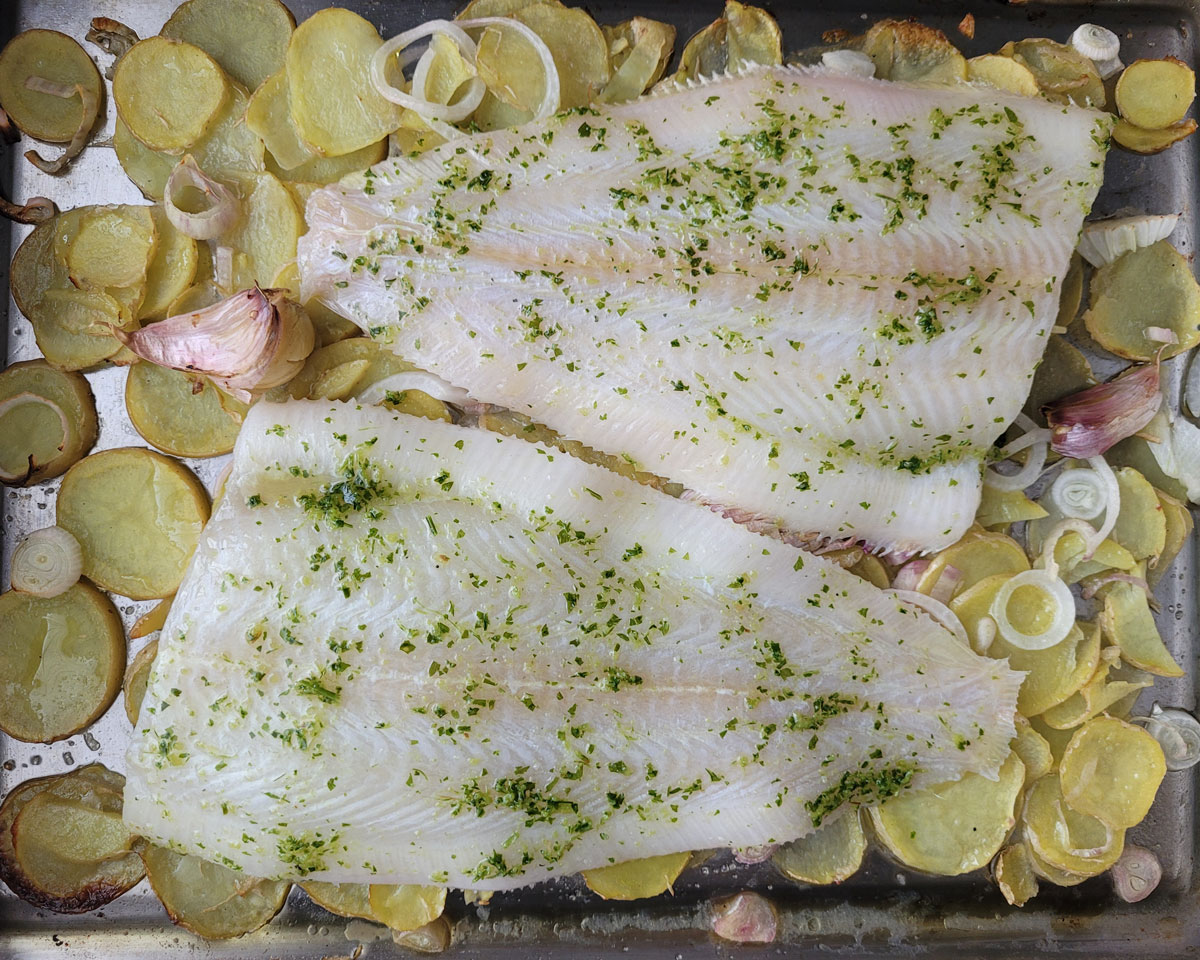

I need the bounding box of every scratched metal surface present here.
[0,0,1197,957]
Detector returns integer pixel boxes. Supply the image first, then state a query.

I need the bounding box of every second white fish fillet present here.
[124,400,1021,888]
[298,64,1112,554]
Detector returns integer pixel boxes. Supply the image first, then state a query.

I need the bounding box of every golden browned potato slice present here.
[598,18,675,103]
[999,38,1105,107]
[125,363,245,459]
[1022,774,1124,877]
[56,447,211,600]
[0,583,124,742]
[301,881,376,920]
[515,4,610,109]
[0,359,97,486]
[247,68,313,171]
[967,54,1039,96]
[773,810,866,884]
[859,19,966,84]
[139,208,199,321]
[1083,240,1200,361]
[0,29,104,142]
[66,205,157,292]
[140,843,291,939]
[368,884,447,932]
[286,8,403,157]
[868,753,1025,876]
[994,844,1039,906]
[582,851,690,899]
[1059,716,1165,829]
[1115,57,1196,129]
[123,637,159,725]
[160,0,294,92]
[0,765,143,913]
[1112,117,1198,153]
[677,1,782,82]
[225,172,303,289]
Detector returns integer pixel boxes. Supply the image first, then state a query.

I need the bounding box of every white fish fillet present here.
[124,400,1021,888]
[298,65,1111,554]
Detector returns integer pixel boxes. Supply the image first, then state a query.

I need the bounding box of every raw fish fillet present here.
[298,64,1111,554]
[124,400,1021,888]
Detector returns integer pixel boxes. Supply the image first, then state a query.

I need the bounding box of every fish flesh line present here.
[298,64,1111,555]
[124,400,1022,888]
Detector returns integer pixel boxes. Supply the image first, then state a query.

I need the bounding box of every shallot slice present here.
[1111,845,1161,903]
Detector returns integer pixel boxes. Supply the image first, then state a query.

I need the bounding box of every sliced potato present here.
[286,9,403,157]
[367,884,447,932]
[247,68,313,171]
[113,37,230,152]
[191,83,265,180]
[1115,58,1196,130]
[1025,840,1089,887]
[1022,774,1124,877]
[459,0,562,15]
[677,1,782,82]
[1111,467,1167,561]
[515,4,610,109]
[1000,38,1105,107]
[0,583,124,743]
[1112,117,1197,154]
[1099,580,1184,677]
[773,811,866,884]
[0,765,143,913]
[125,363,245,459]
[225,172,303,289]
[1058,253,1085,330]
[599,18,675,103]
[1148,489,1192,586]
[140,843,291,939]
[56,447,211,600]
[0,359,97,486]
[1023,335,1094,426]
[916,531,1028,598]
[0,29,104,143]
[272,338,415,401]
[975,486,1048,528]
[114,117,176,202]
[1107,434,1190,502]
[123,638,159,725]
[160,0,294,92]
[139,208,199,321]
[967,54,1039,97]
[994,843,1039,906]
[859,19,966,84]
[848,553,890,589]
[131,597,173,640]
[868,753,1025,876]
[582,851,690,899]
[1038,658,1153,729]
[265,138,386,186]
[66,205,157,292]
[474,20,552,123]
[1059,716,1166,829]
[301,881,376,920]
[1027,716,1075,770]
[1011,718,1054,787]
[1003,620,1102,718]
[1083,241,1200,361]
[33,288,125,370]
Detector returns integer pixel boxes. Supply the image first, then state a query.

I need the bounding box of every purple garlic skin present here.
[1043,364,1160,458]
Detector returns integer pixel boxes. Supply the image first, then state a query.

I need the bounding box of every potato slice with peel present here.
[123,638,159,725]
[113,37,229,152]
[583,851,690,899]
[967,54,1039,96]
[0,29,104,143]
[67,205,157,292]
[160,0,294,92]
[1011,718,1054,787]
[599,18,675,103]
[57,447,211,600]
[915,531,1028,598]
[1148,489,1192,587]
[287,9,402,157]
[859,19,966,84]
[15,793,133,863]
[975,487,1047,528]
[1059,716,1166,829]
[1025,840,1088,887]
[0,765,143,913]
[225,172,303,289]
[139,843,291,938]
[993,843,1039,906]
[301,881,376,920]
[139,209,199,321]
[999,38,1105,107]
[848,553,889,589]
[368,884,447,932]
[460,0,562,16]
[269,338,442,414]
[1084,241,1200,361]
[125,363,245,459]
[1022,774,1124,877]
[1111,467,1167,562]
[1115,58,1196,130]
[1098,580,1184,677]
[0,359,97,486]
[773,810,866,884]
[1038,657,1153,729]
[868,753,1025,876]
[1112,117,1197,154]
[0,583,125,743]
[131,598,172,640]
[514,4,610,109]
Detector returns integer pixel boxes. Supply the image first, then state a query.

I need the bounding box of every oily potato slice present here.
[114,117,176,201]
[999,38,1105,107]
[270,338,435,411]
[1059,716,1166,829]
[286,8,403,157]
[125,363,246,458]
[459,0,562,15]
[967,54,1039,97]
[1037,658,1153,729]
[0,359,97,485]
[224,172,303,289]
[1011,718,1054,787]
[66,204,157,292]
[56,447,210,600]
[113,37,230,152]
[515,4,611,109]
[859,19,966,85]
[582,851,690,899]
[1148,489,1192,587]
[0,29,104,143]
[269,262,360,347]
[1099,580,1184,677]
[139,207,199,321]
[993,843,1039,906]
[1115,58,1196,130]
[368,884,447,932]
[160,0,294,92]
[123,637,159,725]
[598,18,675,104]
[677,1,782,82]
[301,881,376,920]
[1022,774,1124,877]
[0,765,143,913]
[1112,117,1197,154]
[140,843,291,939]
[975,487,1047,528]
[1107,433,1190,503]
[247,69,313,171]
[0,583,125,743]
[868,753,1025,876]
[1084,241,1200,361]
[915,531,1029,598]
[190,83,265,180]
[1111,466,1167,562]
[266,138,386,186]
[131,598,172,640]
[773,810,866,884]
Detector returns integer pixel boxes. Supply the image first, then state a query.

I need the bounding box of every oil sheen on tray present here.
[123,400,1021,889]
[298,64,1112,554]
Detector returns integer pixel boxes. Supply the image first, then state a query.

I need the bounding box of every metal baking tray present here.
[1,0,1197,956]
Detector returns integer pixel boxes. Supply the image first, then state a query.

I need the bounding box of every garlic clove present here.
[1076,213,1180,268]
[710,890,776,944]
[1043,363,1161,458]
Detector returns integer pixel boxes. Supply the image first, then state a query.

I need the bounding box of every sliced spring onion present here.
[370,19,484,126]
[988,569,1075,651]
[889,589,970,647]
[164,156,239,241]
[459,16,561,121]
[984,417,1051,492]
[10,526,83,598]
[1111,845,1161,903]
[1048,468,1107,520]
[1130,703,1200,770]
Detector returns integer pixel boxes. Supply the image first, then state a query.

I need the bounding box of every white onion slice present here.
[984,418,1051,492]
[1076,214,1179,268]
[820,50,876,78]
[732,843,778,865]
[1069,24,1123,78]
[370,19,485,124]
[356,371,471,407]
[164,155,239,240]
[1053,800,1116,859]
[1084,455,1121,545]
[1130,704,1200,770]
[928,564,963,604]
[11,526,82,598]
[459,16,561,121]
[1047,468,1107,520]
[989,569,1075,651]
[213,244,234,294]
[888,589,969,647]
